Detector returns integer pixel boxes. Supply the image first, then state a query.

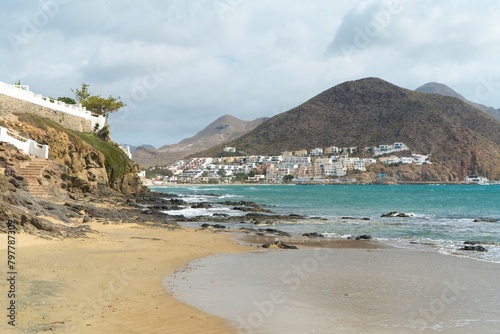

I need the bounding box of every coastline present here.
[168,245,500,333]
[3,218,499,333]
[0,221,252,333]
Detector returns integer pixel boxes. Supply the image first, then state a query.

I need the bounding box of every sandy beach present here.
[2,219,500,334]
[0,221,252,334]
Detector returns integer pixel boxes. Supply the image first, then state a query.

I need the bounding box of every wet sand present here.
[167,245,500,333]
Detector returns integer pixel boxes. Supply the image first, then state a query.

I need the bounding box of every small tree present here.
[83,95,125,117]
[72,83,91,103]
[234,172,247,182]
[72,83,125,117]
[283,174,294,183]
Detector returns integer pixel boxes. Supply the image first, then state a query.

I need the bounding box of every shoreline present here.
[0,222,253,333]
[3,219,499,333]
[169,244,500,333]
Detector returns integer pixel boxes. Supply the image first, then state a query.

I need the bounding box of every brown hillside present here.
[416,82,500,121]
[196,78,500,181]
[133,114,269,167]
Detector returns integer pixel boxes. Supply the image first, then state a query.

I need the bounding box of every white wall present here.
[0,126,49,159]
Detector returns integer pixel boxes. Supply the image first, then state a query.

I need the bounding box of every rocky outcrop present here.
[0,111,151,236]
[459,245,488,252]
[8,113,146,196]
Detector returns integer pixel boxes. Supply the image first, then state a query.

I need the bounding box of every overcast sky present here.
[2,0,500,147]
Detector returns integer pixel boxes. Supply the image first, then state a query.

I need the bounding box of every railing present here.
[110,138,132,159]
[0,126,49,159]
[0,81,92,119]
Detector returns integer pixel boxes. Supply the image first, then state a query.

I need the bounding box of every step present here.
[28,186,47,190]
[19,170,43,175]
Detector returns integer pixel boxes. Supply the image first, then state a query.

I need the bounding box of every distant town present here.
[140,142,440,185]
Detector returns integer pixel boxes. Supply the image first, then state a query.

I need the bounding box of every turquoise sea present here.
[152,184,500,263]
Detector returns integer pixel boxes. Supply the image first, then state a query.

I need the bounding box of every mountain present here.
[132,114,269,167]
[127,144,156,153]
[195,78,500,182]
[416,82,500,121]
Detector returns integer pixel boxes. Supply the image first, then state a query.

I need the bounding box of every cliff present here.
[0,110,151,236]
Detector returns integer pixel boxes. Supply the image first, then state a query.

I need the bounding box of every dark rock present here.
[341,216,371,221]
[302,232,324,237]
[213,224,226,229]
[355,235,372,240]
[200,223,226,229]
[213,213,229,217]
[275,240,298,249]
[381,211,411,218]
[464,240,482,245]
[459,245,487,252]
[261,243,271,248]
[473,219,498,223]
[191,202,212,209]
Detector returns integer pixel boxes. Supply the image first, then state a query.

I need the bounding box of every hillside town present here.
[141,142,433,185]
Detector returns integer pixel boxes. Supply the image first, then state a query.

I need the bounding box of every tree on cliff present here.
[72,83,125,117]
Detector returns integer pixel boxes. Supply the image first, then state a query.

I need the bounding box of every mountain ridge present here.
[415,82,500,120]
[132,114,269,167]
[193,77,500,181]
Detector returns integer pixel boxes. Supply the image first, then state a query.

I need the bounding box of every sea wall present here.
[0,93,92,132]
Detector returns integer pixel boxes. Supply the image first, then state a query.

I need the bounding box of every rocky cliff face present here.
[12,113,146,196]
[0,111,149,235]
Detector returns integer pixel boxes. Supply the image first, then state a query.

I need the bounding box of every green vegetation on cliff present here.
[17,113,140,194]
[75,132,128,186]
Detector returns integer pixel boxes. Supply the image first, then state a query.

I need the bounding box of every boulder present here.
[191,202,212,209]
[459,245,488,252]
[275,240,298,249]
[381,211,411,218]
[302,232,324,238]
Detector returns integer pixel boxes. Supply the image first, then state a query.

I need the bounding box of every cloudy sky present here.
[2,0,499,147]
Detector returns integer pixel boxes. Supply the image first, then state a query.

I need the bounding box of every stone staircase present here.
[18,158,50,198]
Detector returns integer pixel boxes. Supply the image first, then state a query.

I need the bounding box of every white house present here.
[399,157,413,164]
[310,147,324,156]
[324,146,340,155]
[283,156,311,166]
[465,175,489,184]
[412,154,429,165]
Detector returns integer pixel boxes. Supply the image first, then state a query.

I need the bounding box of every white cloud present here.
[1,0,499,147]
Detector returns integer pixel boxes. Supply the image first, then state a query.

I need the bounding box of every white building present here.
[324,146,340,155]
[399,157,413,164]
[283,156,311,166]
[412,154,430,165]
[310,147,324,156]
